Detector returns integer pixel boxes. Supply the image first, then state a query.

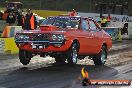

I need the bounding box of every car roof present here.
[48,15,81,18]
[47,16,95,21]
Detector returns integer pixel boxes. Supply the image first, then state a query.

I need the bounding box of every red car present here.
[15,16,112,65]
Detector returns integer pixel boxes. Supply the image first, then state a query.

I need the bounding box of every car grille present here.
[30,33,50,41]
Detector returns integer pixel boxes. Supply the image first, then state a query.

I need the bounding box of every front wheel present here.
[93,45,107,65]
[67,43,78,65]
[19,49,32,65]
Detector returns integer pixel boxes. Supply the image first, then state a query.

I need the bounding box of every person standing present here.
[69,9,77,16]
[22,9,37,30]
[6,12,16,26]
[17,9,23,26]
[101,16,107,27]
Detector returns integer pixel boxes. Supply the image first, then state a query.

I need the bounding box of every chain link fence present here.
[0,39,5,54]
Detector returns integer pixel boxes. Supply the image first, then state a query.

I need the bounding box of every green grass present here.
[0,7,5,11]
[32,10,67,18]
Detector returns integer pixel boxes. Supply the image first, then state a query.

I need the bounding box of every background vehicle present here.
[15,16,112,66]
[2,2,23,20]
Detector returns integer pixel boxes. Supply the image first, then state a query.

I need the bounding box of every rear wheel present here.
[67,43,78,65]
[19,49,32,65]
[93,45,107,65]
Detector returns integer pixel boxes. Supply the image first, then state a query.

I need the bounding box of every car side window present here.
[81,19,89,31]
[89,20,99,31]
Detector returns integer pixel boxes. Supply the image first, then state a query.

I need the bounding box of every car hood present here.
[17,25,77,34]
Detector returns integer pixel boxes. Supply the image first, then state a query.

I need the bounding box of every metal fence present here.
[0,39,5,54]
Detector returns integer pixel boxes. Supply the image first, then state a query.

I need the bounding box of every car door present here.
[78,18,95,54]
[89,20,102,53]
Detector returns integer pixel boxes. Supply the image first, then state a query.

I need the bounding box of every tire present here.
[93,45,107,65]
[54,55,66,64]
[19,49,32,65]
[67,43,78,65]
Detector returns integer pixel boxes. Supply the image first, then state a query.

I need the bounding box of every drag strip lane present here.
[0,64,118,88]
[0,41,132,88]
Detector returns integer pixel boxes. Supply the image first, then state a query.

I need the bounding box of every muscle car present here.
[15,16,112,65]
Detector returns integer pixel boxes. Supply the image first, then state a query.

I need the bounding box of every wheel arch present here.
[102,43,107,50]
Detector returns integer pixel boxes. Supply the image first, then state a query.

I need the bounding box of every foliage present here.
[1,0,132,15]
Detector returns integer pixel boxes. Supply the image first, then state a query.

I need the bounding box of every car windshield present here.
[41,16,80,29]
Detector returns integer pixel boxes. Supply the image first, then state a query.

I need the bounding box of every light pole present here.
[89,0,91,12]
[40,0,42,9]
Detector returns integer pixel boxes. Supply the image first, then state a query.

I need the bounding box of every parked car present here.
[15,16,112,65]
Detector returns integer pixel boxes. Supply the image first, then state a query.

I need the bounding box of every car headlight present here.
[15,34,29,41]
[58,34,64,41]
[51,34,64,42]
[52,34,58,41]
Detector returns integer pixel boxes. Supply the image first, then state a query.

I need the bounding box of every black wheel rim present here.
[71,44,78,64]
[101,48,106,64]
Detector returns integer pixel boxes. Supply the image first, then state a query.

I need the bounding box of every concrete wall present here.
[78,12,132,39]
[78,12,132,22]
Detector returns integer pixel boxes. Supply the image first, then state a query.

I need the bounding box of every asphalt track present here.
[0,40,132,88]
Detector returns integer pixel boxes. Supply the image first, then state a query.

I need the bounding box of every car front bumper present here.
[15,40,73,52]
